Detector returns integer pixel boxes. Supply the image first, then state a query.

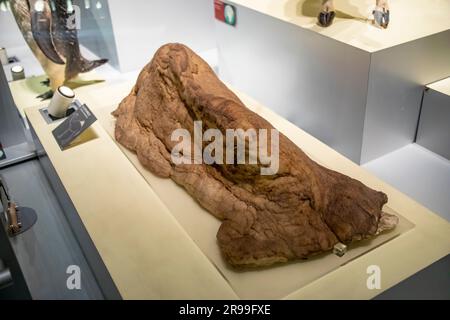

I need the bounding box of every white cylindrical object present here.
[0,47,8,65]
[11,65,25,81]
[47,86,75,118]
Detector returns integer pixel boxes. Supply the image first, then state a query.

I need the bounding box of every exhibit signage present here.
[52,104,97,150]
[214,0,236,26]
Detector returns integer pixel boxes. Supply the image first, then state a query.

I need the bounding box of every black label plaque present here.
[52,104,97,150]
[0,142,6,160]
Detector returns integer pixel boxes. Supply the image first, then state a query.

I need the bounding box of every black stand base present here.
[10,207,38,237]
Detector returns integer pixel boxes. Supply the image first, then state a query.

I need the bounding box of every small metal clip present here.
[333,243,347,257]
[7,202,21,235]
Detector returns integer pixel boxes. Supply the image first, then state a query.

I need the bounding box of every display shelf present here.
[228,0,450,53]
[217,0,450,164]
[98,98,414,300]
[23,80,450,299]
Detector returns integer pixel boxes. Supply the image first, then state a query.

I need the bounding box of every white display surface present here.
[22,80,450,299]
[428,77,450,97]
[98,104,414,300]
[229,0,450,53]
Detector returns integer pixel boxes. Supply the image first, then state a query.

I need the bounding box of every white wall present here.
[108,0,217,73]
[0,6,28,49]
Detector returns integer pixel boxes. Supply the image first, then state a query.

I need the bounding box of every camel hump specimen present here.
[113,43,398,268]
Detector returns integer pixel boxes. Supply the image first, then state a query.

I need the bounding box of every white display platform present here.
[428,76,450,97]
[99,104,413,300]
[22,79,450,300]
[229,0,450,53]
[416,77,450,161]
[217,0,450,164]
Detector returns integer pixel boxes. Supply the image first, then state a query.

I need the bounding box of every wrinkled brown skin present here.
[113,43,398,268]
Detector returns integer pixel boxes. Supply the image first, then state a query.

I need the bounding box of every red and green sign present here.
[214,0,237,26]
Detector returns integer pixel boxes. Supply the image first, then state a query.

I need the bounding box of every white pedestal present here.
[416,77,450,161]
[216,0,450,164]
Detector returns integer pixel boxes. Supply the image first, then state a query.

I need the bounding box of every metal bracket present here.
[0,175,37,237]
[333,243,348,257]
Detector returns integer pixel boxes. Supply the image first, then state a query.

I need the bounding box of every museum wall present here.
[107,0,217,72]
[0,3,25,49]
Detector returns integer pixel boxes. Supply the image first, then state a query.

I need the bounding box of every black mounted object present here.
[0,175,37,237]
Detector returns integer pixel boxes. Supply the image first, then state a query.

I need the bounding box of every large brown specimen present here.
[112,43,398,268]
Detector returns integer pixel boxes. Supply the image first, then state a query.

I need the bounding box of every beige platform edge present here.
[428,77,450,97]
[22,80,450,299]
[228,0,450,53]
